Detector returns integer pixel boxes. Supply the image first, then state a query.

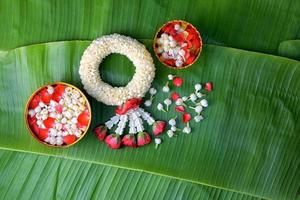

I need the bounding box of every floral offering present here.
[154,20,202,68]
[26,83,91,146]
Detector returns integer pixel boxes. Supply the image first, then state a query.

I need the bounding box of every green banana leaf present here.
[0,40,299,200]
[0,149,259,200]
[0,0,300,55]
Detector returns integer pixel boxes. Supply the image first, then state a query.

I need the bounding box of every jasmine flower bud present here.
[167,130,174,137]
[144,100,152,107]
[200,99,208,107]
[194,115,203,122]
[183,126,191,134]
[195,83,202,91]
[168,74,174,80]
[162,85,170,93]
[168,118,176,126]
[190,93,197,102]
[149,88,157,95]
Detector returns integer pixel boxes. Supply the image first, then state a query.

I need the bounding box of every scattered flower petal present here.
[63,135,76,145]
[175,105,185,113]
[171,92,180,101]
[205,82,213,92]
[173,77,183,87]
[182,113,192,123]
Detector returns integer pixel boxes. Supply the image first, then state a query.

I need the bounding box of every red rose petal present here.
[29,95,41,109]
[63,135,76,145]
[164,59,175,67]
[77,110,90,126]
[175,105,185,113]
[54,84,65,95]
[43,117,56,128]
[40,89,52,104]
[77,123,87,131]
[171,92,180,101]
[205,82,213,92]
[173,77,183,87]
[28,116,37,126]
[37,128,49,140]
[182,113,192,123]
[52,92,62,102]
[31,123,39,134]
[186,55,196,65]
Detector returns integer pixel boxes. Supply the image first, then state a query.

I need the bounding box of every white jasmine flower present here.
[39,102,46,108]
[190,93,197,102]
[47,86,54,94]
[167,130,174,137]
[171,126,177,132]
[200,99,208,107]
[183,126,191,134]
[175,98,184,106]
[175,59,183,67]
[28,109,35,117]
[144,100,152,107]
[168,74,174,80]
[195,105,203,113]
[164,98,172,111]
[174,24,181,31]
[168,118,176,126]
[196,92,204,98]
[182,96,188,101]
[195,83,202,91]
[149,88,157,95]
[194,115,204,122]
[155,138,162,149]
[157,103,166,112]
[34,106,41,113]
[162,85,170,93]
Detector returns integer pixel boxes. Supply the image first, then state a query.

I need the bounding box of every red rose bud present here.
[137,132,151,146]
[175,105,185,113]
[182,113,192,123]
[122,134,137,147]
[105,134,121,149]
[205,82,213,92]
[171,92,180,101]
[173,77,183,87]
[152,121,166,136]
[93,125,107,141]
